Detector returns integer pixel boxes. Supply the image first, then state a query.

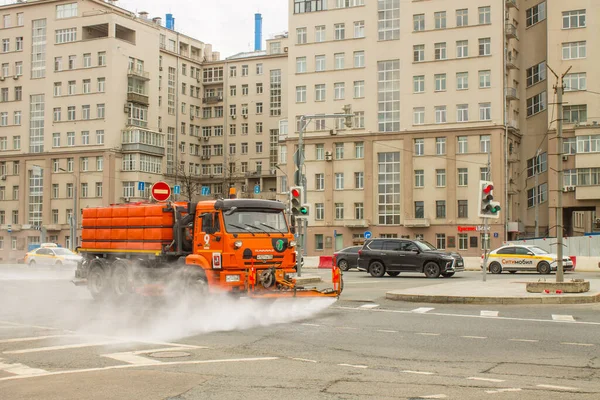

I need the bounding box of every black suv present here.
[357,238,464,278]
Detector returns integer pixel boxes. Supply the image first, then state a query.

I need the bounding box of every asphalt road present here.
[0,265,599,399]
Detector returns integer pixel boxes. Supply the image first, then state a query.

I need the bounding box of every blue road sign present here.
[138,182,145,191]
[7,224,11,233]
[254,184,260,194]
[334,230,337,237]
[493,232,499,238]
[173,185,181,195]
[364,231,372,239]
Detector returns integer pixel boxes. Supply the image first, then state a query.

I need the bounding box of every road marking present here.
[101,353,161,365]
[359,304,380,309]
[412,307,435,314]
[552,314,575,322]
[4,340,126,354]
[508,339,538,343]
[0,320,61,331]
[0,357,279,382]
[0,359,47,376]
[419,395,447,399]
[290,357,318,363]
[416,332,440,336]
[402,370,435,375]
[560,342,594,347]
[461,336,487,339]
[301,323,321,327]
[467,377,505,383]
[481,310,499,317]
[334,306,600,326]
[537,384,579,391]
[338,363,368,369]
[485,388,522,394]
[336,326,359,330]
[0,335,73,344]
[377,329,398,333]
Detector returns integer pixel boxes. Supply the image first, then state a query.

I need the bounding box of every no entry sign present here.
[151,181,171,201]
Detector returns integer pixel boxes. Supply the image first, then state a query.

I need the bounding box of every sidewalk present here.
[386,277,600,304]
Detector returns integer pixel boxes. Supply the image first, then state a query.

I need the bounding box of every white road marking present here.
[334,306,600,326]
[485,388,522,394]
[338,363,368,369]
[0,335,73,344]
[480,310,499,317]
[376,329,398,333]
[508,339,538,343]
[461,336,487,339]
[0,320,61,331]
[0,357,279,382]
[560,342,594,347]
[537,384,579,391]
[401,370,435,375]
[101,353,161,365]
[552,314,575,322]
[4,340,126,354]
[290,357,318,363]
[467,377,505,383]
[336,326,359,330]
[412,307,435,314]
[359,304,380,309]
[416,332,441,336]
[301,323,321,327]
[419,395,448,399]
[0,359,47,376]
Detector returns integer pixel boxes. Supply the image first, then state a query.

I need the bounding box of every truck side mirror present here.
[290,226,296,234]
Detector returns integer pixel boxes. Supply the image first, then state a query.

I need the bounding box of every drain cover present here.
[149,351,191,359]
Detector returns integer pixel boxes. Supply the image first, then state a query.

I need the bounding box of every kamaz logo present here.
[502,259,533,265]
[275,239,285,252]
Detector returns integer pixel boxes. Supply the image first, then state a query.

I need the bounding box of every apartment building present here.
[197,34,289,200]
[0,0,219,258]
[517,1,600,237]
[283,0,519,256]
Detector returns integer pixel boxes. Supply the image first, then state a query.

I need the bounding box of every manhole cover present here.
[149,351,191,359]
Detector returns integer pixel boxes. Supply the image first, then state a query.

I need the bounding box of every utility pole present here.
[547,64,571,284]
[482,151,491,282]
[534,148,541,238]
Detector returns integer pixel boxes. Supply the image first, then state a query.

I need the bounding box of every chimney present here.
[166,14,175,30]
[152,17,162,26]
[254,13,262,51]
[138,11,149,20]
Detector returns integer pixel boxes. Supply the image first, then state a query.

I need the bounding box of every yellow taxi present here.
[24,244,83,267]
[482,244,574,274]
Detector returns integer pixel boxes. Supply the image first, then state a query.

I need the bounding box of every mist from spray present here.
[0,266,335,344]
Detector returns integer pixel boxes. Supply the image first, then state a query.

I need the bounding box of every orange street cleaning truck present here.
[73,198,342,300]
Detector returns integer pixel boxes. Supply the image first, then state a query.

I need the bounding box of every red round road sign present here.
[151,181,171,201]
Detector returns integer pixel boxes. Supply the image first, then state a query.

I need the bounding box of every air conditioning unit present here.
[190,115,194,120]
[158,128,163,132]
[203,136,209,141]
[206,155,211,159]
[0,175,6,181]
[123,104,130,113]
[567,186,575,192]
[562,187,569,193]
[196,77,200,83]
[329,129,337,136]
[159,66,163,71]
[13,75,19,80]
[0,77,5,81]
[284,47,289,53]
[201,156,207,160]
[242,114,248,119]
[562,155,569,161]
[124,197,130,203]
[241,185,248,193]
[231,115,237,119]
[270,168,276,175]
[325,151,333,161]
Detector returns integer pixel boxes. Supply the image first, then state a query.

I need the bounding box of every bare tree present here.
[177,164,203,203]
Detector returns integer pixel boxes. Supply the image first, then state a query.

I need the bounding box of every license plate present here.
[256,254,273,260]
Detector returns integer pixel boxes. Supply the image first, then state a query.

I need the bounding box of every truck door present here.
[200,212,221,250]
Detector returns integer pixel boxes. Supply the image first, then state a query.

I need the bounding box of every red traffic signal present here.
[291,188,301,198]
[483,184,494,194]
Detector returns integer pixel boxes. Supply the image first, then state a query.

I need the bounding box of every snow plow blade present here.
[245,266,343,299]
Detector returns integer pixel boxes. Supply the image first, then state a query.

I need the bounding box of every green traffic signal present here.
[300,206,308,215]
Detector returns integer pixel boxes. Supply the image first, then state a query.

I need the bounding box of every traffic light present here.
[478,180,501,219]
[343,104,353,128]
[289,186,309,218]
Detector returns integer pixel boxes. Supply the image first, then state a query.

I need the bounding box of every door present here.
[382,240,403,270]
[36,248,52,265]
[399,241,421,271]
[335,234,344,252]
[514,247,536,271]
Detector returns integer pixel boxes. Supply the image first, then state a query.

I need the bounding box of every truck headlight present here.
[289,241,297,248]
[234,240,243,249]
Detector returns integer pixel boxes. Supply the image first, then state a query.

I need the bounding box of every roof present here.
[226,50,268,60]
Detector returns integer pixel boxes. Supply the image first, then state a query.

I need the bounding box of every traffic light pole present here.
[482,151,491,282]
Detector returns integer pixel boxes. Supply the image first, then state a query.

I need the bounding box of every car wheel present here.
[338,259,350,272]
[387,271,400,277]
[88,264,109,301]
[54,261,62,267]
[537,261,551,275]
[369,261,386,277]
[424,262,441,278]
[509,271,517,274]
[28,260,36,267]
[489,262,502,274]
[441,272,455,278]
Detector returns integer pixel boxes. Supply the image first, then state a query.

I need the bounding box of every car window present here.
[383,241,402,251]
[368,240,383,250]
[37,248,51,255]
[515,247,534,256]
[400,241,418,252]
[497,247,515,255]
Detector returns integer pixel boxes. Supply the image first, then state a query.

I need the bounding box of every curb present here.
[385,292,600,305]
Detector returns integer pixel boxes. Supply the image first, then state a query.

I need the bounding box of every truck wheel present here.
[537,261,551,275]
[88,264,109,301]
[489,262,502,274]
[424,262,441,278]
[112,262,132,299]
[369,261,386,277]
[183,272,208,302]
[387,271,400,277]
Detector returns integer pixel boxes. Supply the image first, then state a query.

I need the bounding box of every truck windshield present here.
[223,209,288,234]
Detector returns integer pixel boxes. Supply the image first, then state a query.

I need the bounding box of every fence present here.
[507,236,600,257]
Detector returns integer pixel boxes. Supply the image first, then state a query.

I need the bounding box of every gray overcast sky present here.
[117,0,289,58]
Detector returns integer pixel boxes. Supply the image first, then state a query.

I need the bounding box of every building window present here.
[434,11,446,29]
[413,75,425,93]
[315,173,324,190]
[355,142,364,158]
[526,61,546,87]
[55,28,77,44]
[355,172,364,189]
[436,169,446,187]
[457,104,469,122]
[315,234,324,251]
[335,143,344,159]
[296,27,307,44]
[353,51,365,68]
[315,25,326,42]
[456,9,468,26]
[564,105,587,124]
[334,82,345,100]
[436,234,446,250]
[415,170,424,188]
[354,80,364,98]
[458,233,468,250]
[295,86,306,103]
[458,200,468,219]
[335,203,344,220]
[435,106,447,123]
[479,38,491,56]
[458,168,468,186]
[334,23,345,40]
[378,152,400,225]
[434,42,447,60]
[377,60,400,132]
[563,10,586,29]
[435,74,446,91]
[414,14,425,31]
[315,203,324,220]
[315,55,326,71]
[414,138,424,156]
[457,73,469,91]
[479,70,491,88]
[526,2,547,27]
[564,73,586,91]
[479,103,491,121]
[576,135,600,153]
[354,21,365,38]
[378,0,400,40]
[296,57,306,73]
[436,137,446,155]
[270,70,282,116]
[527,91,547,117]
[415,201,424,219]
[413,107,425,125]
[315,84,326,101]
[480,135,491,153]
[436,201,446,219]
[456,40,468,58]
[562,41,586,60]
[413,45,425,62]
[335,173,345,190]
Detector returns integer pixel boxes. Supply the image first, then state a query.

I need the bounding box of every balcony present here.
[127,91,149,105]
[505,0,517,8]
[505,24,518,39]
[343,219,369,228]
[121,129,166,156]
[127,69,150,80]
[506,52,518,69]
[404,218,431,228]
[45,224,63,232]
[202,96,223,104]
[505,87,518,101]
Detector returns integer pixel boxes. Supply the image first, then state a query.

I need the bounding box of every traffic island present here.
[526,279,590,293]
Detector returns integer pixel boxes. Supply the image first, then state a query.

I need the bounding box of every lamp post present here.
[59,167,79,250]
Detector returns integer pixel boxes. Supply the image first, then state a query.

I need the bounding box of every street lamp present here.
[59,167,78,251]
